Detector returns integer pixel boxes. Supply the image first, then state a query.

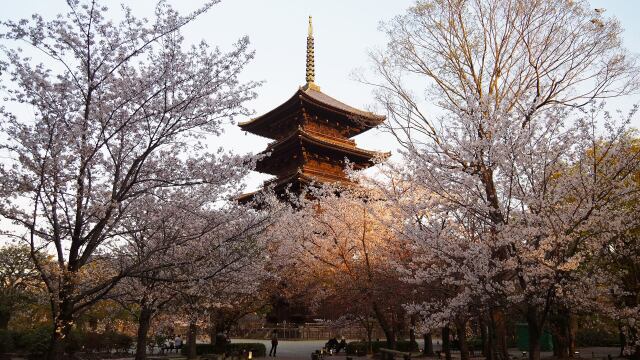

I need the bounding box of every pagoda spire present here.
[304,16,320,91]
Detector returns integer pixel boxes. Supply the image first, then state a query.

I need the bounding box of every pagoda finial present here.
[304,16,320,91]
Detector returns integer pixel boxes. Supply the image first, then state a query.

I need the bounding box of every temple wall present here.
[302,116,350,141]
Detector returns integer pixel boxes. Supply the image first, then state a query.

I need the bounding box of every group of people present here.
[325,336,347,354]
[161,334,183,354]
[268,331,347,357]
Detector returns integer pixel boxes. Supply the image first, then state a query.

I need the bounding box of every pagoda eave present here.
[239,88,385,139]
[254,130,383,175]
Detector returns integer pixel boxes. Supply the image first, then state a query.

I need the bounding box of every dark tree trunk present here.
[209,324,216,344]
[569,315,577,357]
[480,315,490,359]
[442,326,452,360]
[187,321,198,359]
[526,305,542,360]
[423,333,434,356]
[631,346,640,360]
[134,306,154,360]
[366,325,373,354]
[490,308,509,360]
[0,308,9,330]
[551,307,572,359]
[372,302,396,349]
[619,324,626,358]
[457,319,469,360]
[47,299,74,360]
[626,324,640,360]
[214,331,228,353]
[408,315,419,351]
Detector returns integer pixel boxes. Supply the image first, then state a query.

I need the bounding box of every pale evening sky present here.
[2,0,639,192]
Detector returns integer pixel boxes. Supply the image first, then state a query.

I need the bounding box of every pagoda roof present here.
[236,169,352,204]
[255,128,388,175]
[239,87,386,139]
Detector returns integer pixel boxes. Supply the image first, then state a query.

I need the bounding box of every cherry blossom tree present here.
[175,211,277,360]
[366,1,640,360]
[0,1,259,358]
[270,185,415,349]
[111,183,275,360]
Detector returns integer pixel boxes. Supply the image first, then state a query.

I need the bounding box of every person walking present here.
[269,330,279,357]
[174,334,183,353]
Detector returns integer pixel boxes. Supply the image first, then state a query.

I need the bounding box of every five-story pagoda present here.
[239,17,386,201]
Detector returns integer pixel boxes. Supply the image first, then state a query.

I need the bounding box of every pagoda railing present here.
[303,128,356,147]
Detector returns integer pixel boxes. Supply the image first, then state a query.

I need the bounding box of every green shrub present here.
[108,332,133,353]
[65,329,85,354]
[451,337,483,350]
[6,327,134,356]
[346,340,419,355]
[82,331,105,353]
[0,329,15,353]
[14,326,50,354]
[576,328,620,347]
[13,326,51,358]
[182,342,266,357]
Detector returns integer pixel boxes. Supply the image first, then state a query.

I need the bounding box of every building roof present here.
[239,87,385,139]
[235,169,353,204]
[255,128,388,175]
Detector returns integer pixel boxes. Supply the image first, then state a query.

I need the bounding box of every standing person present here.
[174,334,183,353]
[269,330,279,357]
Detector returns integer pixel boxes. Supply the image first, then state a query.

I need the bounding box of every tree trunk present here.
[569,315,577,357]
[372,301,396,349]
[209,326,216,344]
[187,321,198,359]
[423,333,434,356]
[490,308,509,360]
[627,325,640,360]
[526,305,542,360]
[0,306,10,330]
[408,315,419,351]
[134,306,154,360]
[365,322,373,354]
[480,315,490,359]
[619,324,626,358]
[442,326,452,360]
[47,299,74,360]
[457,319,469,360]
[630,345,640,360]
[551,307,571,358]
[209,311,218,345]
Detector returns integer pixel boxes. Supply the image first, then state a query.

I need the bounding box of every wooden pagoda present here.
[239,17,386,201]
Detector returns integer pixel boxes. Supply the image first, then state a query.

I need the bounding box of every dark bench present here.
[380,348,411,360]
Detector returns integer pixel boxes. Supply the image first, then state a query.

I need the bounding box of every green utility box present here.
[516,323,553,351]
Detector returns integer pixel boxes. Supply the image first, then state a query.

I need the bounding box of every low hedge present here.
[576,328,621,347]
[345,340,419,355]
[451,337,483,350]
[0,327,133,358]
[0,329,14,354]
[11,326,51,358]
[182,342,266,357]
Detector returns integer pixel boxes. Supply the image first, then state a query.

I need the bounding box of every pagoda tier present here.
[255,128,384,176]
[239,86,385,139]
[238,16,386,202]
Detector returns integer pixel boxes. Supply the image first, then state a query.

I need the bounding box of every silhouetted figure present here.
[337,337,347,353]
[326,337,339,353]
[269,331,279,357]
